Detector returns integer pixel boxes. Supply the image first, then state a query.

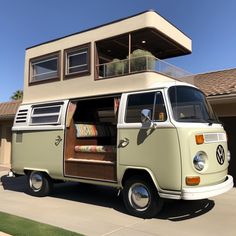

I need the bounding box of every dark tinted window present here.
[125,92,167,123]
[65,44,90,77]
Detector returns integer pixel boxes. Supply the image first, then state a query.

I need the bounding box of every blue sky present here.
[1,0,236,102]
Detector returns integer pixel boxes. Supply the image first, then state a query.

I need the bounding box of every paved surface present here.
[0,169,236,236]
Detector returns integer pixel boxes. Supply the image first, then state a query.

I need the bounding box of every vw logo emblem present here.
[216,145,225,165]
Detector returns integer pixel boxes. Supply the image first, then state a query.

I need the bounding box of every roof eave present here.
[207,93,236,104]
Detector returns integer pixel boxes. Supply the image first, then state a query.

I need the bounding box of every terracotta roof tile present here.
[192,68,236,96]
[0,100,21,120]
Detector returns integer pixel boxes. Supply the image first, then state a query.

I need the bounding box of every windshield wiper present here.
[206,118,221,126]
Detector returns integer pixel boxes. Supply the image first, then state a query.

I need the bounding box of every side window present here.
[125,92,155,123]
[125,91,167,123]
[29,52,60,84]
[64,43,91,78]
[30,103,62,125]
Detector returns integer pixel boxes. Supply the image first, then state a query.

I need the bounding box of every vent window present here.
[15,109,28,123]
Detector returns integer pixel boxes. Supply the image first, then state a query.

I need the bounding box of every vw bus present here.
[10,10,233,218]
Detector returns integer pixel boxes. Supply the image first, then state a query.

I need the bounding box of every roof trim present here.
[26,9,191,50]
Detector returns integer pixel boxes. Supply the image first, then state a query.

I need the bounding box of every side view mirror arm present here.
[141,109,157,129]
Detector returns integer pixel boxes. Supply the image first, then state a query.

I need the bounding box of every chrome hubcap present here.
[128,183,150,211]
[30,172,43,192]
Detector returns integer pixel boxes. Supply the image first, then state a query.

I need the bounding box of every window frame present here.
[30,103,63,126]
[29,51,61,85]
[64,43,91,79]
[125,91,167,124]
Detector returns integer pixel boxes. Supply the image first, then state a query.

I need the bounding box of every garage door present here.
[220,117,236,186]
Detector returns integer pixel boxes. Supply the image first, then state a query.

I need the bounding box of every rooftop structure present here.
[23,10,192,104]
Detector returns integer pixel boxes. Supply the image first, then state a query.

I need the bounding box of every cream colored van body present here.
[11,10,233,218]
[11,80,233,206]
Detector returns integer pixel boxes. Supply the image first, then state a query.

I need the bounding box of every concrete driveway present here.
[0,169,235,236]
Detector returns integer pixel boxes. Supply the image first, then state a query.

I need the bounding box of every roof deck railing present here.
[97,55,191,80]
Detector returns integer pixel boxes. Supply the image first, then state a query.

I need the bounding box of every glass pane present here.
[69,52,87,67]
[32,57,58,81]
[33,106,61,115]
[68,49,88,74]
[168,86,219,123]
[126,92,155,123]
[31,115,59,124]
[69,65,88,74]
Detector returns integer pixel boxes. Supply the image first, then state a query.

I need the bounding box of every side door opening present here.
[64,95,120,182]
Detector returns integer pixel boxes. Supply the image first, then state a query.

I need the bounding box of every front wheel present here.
[27,171,53,197]
[123,177,164,218]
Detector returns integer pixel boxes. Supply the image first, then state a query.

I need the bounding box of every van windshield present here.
[168,86,219,124]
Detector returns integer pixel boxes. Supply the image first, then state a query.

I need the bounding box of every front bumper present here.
[181,175,234,200]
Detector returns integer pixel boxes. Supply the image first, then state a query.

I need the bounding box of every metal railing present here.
[97,56,191,79]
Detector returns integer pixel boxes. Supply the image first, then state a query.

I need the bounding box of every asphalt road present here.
[0,170,235,236]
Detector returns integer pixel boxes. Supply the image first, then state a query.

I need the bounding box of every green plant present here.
[130,49,155,72]
[107,58,127,76]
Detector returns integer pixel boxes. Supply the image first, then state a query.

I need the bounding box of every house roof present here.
[193,68,236,96]
[0,100,21,120]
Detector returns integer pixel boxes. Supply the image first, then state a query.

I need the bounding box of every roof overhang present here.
[207,93,236,104]
[27,10,192,58]
[0,115,15,121]
[96,27,191,60]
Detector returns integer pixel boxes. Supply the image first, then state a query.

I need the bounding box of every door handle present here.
[119,138,129,148]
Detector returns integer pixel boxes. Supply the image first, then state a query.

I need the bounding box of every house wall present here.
[0,120,13,167]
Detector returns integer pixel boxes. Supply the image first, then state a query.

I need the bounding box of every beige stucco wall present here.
[0,120,13,167]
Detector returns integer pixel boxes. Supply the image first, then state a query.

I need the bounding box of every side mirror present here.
[141,109,152,124]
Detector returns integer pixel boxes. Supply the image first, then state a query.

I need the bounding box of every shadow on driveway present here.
[1,174,214,221]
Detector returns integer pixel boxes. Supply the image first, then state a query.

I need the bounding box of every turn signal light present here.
[195,134,204,145]
[186,176,200,186]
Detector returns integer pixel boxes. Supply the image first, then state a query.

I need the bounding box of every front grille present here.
[204,133,227,143]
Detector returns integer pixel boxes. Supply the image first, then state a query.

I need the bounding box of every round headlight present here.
[193,152,207,171]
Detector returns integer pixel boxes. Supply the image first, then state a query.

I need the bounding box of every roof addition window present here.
[65,43,90,78]
[30,52,60,84]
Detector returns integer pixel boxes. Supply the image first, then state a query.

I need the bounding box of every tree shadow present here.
[1,174,214,221]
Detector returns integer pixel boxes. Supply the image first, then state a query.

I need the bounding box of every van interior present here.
[64,96,120,182]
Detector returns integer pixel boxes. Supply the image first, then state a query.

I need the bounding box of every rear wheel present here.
[123,176,163,218]
[27,171,53,197]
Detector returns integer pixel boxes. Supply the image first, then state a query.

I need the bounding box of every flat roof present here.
[26,10,192,57]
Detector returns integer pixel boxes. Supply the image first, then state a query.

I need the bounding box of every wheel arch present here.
[24,168,52,181]
[24,168,50,175]
[121,167,161,192]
